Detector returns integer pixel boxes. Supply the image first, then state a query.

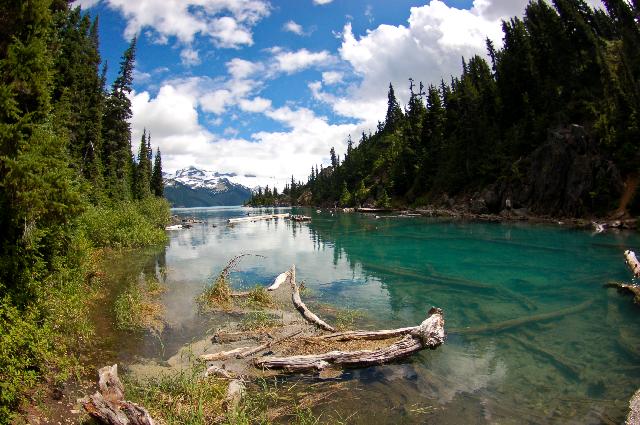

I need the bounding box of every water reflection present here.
[107,207,640,423]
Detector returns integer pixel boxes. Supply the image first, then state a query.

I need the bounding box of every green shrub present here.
[79,198,170,248]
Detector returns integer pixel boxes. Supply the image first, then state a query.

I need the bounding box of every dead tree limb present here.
[236,330,303,359]
[81,365,155,425]
[625,250,640,278]
[254,308,445,373]
[312,326,419,342]
[290,265,335,332]
[606,282,640,304]
[268,270,290,291]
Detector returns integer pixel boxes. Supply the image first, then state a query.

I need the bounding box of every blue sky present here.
[74,0,603,189]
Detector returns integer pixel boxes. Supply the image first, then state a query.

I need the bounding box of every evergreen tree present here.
[151,147,164,197]
[134,129,152,199]
[384,83,404,132]
[102,37,136,200]
[339,182,352,207]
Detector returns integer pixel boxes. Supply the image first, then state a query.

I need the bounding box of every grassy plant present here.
[114,273,165,334]
[334,309,365,331]
[245,286,273,309]
[78,198,170,248]
[199,255,261,309]
[125,365,227,425]
[239,312,282,332]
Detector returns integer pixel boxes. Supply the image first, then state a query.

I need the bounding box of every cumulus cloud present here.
[74,0,270,48]
[272,48,334,74]
[321,71,343,85]
[283,20,304,35]
[313,0,334,4]
[130,83,360,188]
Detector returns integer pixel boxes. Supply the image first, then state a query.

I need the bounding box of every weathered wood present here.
[228,214,289,224]
[313,326,419,342]
[627,389,640,425]
[450,299,593,335]
[224,380,245,412]
[606,281,640,304]
[267,270,290,291]
[236,330,303,359]
[625,250,640,278]
[205,365,236,379]
[201,346,255,361]
[81,365,155,425]
[254,308,445,372]
[290,265,335,332]
[212,330,268,344]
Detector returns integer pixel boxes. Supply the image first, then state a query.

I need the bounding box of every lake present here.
[105,206,640,424]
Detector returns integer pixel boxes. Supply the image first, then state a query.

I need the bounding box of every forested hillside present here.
[0,1,168,420]
[298,0,640,217]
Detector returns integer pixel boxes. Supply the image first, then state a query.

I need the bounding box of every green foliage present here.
[152,147,164,197]
[246,286,274,309]
[114,272,165,334]
[78,198,169,248]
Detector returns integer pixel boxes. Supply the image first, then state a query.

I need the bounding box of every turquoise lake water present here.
[118,207,640,424]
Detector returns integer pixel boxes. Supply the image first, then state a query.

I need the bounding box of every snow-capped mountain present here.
[163,166,253,207]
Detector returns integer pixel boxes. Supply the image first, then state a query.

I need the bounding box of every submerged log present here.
[254,308,445,372]
[625,250,640,278]
[81,365,155,425]
[313,326,419,342]
[450,299,593,335]
[268,270,290,291]
[290,266,336,332]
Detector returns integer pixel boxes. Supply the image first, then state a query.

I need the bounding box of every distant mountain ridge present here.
[163,166,253,207]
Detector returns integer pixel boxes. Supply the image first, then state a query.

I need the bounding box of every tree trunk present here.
[625,250,640,278]
[81,365,155,425]
[254,308,445,372]
[290,265,335,332]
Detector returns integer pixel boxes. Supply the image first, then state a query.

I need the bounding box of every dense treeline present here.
[0,0,166,420]
[245,176,306,206]
[304,0,640,216]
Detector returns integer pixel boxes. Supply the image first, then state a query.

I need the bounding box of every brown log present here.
[254,308,445,372]
[201,346,255,362]
[625,250,640,278]
[81,365,155,425]
[290,265,335,332]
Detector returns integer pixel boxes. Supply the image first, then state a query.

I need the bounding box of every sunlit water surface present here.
[103,206,640,424]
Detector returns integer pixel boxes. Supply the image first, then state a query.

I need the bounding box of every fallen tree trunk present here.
[450,299,593,335]
[625,250,640,278]
[268,270,290,291]
[606,282,640,304]
[289,265,335,332]
[312,326,419,342]
[202,331,303,362]
[81,365,155,425]
[254,308,445,372]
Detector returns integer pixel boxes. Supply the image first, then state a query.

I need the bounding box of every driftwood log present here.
[81,365,155,425]
[254,308,445,372]
[268,270,290,291]
[201,330,303,362]
[606,282,640,304]
[289,265,336,332]
[625,250,640,278]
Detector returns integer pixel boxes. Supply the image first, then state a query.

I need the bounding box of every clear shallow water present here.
[109,207,640,424]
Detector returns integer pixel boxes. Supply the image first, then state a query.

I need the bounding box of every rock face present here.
[480,125,623,217]
[164,167,253,207]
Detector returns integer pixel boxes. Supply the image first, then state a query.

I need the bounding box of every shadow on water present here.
[96,206,640,424]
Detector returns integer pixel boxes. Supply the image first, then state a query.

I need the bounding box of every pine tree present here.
[102,37,137,200]
[384,83,404,132]
[134,129,152,199]
[151,147,164,197]
[339,182,352,207]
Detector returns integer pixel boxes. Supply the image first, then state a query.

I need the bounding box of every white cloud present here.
[313,0,333,4]
[283,20,304,35]
[75,0,270,48]
[272,48,334,74]
[321,71,343,85]
[239,97,272,113]
[226,58,262,79]
[180,48,201,66]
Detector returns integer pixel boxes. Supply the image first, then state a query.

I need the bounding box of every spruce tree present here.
[102,37,136,200]
[384,83,404,132]
[151,147,164,197]
[134,129,152,199]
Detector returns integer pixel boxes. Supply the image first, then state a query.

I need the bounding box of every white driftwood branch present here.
[268,270,290,291]
[81,365,155,425]
[254,308,445,372]
[201,346,255,361]
[314,326,419,341]
[625,250,640,278]
[289,265,335,332]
